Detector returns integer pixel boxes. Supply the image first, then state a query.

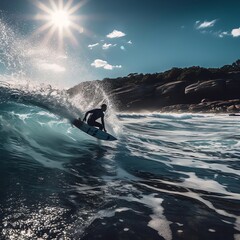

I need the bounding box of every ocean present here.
[0,88,239,240]
[0,16,240,240]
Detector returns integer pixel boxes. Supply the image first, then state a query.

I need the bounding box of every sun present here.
[51,10,71,28]
[34,0,85,49]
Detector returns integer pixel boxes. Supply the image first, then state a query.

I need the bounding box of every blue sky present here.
[0,0,240,87]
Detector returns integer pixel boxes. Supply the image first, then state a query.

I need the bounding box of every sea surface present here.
[0,16,240,240]
[0,85,239,240]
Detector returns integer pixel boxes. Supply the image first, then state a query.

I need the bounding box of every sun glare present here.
[34,0,85,49]
[51,10,70,28]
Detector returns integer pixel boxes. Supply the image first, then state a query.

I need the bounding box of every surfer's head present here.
[101,104,107,112]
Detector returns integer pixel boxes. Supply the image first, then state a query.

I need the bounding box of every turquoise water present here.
[0,87,239,240]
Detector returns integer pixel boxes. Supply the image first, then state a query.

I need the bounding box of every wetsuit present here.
[86,109,104,130]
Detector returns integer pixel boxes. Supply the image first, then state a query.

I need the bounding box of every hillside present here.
[68,60,240,113]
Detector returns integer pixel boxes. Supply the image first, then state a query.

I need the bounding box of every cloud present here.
[103,43,112,49]
[88,43,99,49]
[27,48,67,60]
[38,61,66,73]
[102,43,117,50]
[57,55,68,59]
[196,20,217,29]
[91,59,122,70]
[27,47,67,73]
[107,30,126,38]
[218,31,229,38]
[231,28,240,37]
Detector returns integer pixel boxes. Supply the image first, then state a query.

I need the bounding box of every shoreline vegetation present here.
[68,60,240,113]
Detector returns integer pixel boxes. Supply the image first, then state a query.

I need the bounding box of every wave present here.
[1,87,240,239]
[0,81,120,170]
[1,15,240,240]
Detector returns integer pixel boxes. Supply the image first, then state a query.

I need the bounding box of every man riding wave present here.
[83,104,107,132]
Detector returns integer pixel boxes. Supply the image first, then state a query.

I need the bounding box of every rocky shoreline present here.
[68,60,240,113]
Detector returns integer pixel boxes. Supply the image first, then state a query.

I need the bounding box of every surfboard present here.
[72,118,117,141]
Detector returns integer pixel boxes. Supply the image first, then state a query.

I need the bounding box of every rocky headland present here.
[68,60,240,113]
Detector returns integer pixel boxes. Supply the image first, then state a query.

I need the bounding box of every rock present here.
[226,79,240,99]
[68,60,240,113]
[185,79,226,102]
[155,81,186,96]
[201,98,209,103]
[227,105,239,112]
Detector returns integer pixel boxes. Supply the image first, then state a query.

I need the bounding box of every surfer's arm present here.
[83,110,93,122]
[101,116,107,132]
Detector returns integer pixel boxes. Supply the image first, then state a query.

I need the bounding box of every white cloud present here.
[91,59,122,70]
[196,19,217,29]
[26,46,67,73]
[103,43,112,49]
[27,48,67,60]
[218,31,229,38]
[231,28,240,37]
[57,55,68,59]
[38,62,66,73]
[107,30,126,38]
[88,43,99,49]
[102,43,117,50]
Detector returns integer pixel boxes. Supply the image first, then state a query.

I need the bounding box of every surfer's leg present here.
[87,120,103,130]
[93,122,103,130]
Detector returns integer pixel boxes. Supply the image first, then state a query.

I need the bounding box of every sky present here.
[0,0,240,87]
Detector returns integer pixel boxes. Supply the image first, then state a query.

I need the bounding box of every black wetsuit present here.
[87,109,104,130]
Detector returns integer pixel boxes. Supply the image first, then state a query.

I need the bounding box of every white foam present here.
[141,194,172,240]
[139,182,240,233]
[181,172,227,194]
[115,207,131,213]
[124,194,172,240]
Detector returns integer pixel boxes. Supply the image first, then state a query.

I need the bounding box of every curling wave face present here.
[0,84,240,240]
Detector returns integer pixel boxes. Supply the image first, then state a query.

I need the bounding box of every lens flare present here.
[51,10,70,27]
[34,0,85,49]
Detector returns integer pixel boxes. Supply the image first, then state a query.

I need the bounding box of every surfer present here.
[83,104,107,132]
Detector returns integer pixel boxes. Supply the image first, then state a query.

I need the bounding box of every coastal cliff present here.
[68,60,240,113]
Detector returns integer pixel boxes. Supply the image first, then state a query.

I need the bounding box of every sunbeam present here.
[34,0,85,49]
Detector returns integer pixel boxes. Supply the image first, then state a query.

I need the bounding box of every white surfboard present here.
[72,119,117,141]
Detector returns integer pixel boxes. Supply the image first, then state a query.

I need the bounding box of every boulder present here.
[155,81,186,96]
[225,79,240,98]
[67,60,240,112]
[185,79,226,101]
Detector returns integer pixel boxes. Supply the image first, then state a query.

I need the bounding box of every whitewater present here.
[0,17,240,240]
